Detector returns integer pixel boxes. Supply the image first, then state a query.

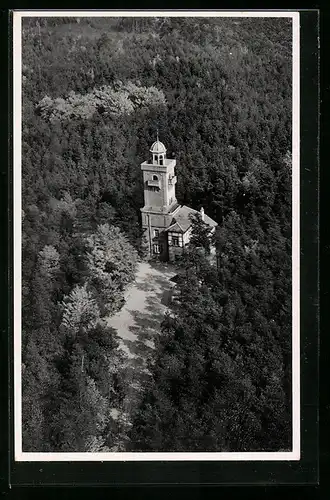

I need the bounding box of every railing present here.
[147,179,161,188]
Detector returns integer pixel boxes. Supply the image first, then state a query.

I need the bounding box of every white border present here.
[13,10,300,462]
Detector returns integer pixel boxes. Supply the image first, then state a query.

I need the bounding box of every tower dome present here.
[150,140,167,154]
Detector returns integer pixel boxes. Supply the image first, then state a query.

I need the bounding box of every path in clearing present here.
[107,260,176,419]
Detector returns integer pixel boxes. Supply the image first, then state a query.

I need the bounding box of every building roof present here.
[170,273,185,284]
[166,221,185,233]
[150,140,166,154]
[166,205,217,234]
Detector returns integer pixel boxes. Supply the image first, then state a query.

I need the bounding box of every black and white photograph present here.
[13,10,300,460]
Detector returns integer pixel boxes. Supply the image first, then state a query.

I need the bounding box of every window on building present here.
[172,236,180,247]
[154,155,158,163]
[159,156,164,165]
[153,243,163,255]
[154,229,159,238]
[153,175,158,181]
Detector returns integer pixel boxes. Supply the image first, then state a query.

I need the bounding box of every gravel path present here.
[108,260,176,359]
[107,260,176,429]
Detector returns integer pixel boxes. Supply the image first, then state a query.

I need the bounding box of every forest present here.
[21,16,292,452]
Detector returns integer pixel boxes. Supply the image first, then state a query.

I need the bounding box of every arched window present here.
[153,175,158,181]
[153,243,163,255]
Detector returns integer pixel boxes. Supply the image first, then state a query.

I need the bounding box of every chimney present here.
[200,207,205,221]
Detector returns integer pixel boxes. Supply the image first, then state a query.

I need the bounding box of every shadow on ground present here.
[108,260,177,420]
[135,281,156,292]
[124,307,165,357]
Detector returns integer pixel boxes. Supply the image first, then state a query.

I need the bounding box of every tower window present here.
[154,155,158,163]
[154,229,159,238]
[159,156,164,165]
[153,175,158,181]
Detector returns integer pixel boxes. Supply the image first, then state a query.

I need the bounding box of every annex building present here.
[140,137,217,261]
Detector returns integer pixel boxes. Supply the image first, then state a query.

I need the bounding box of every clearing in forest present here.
[108,260,176,360]
[107,260,176,420]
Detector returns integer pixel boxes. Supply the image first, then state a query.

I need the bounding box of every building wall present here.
[183,227,192,245]
[143,175,166,208]
[141,159,177,210]
[166,173,177,206]
[167,227,218,263]
[168,231,185,262]
[141,156,178,261]
[141,211,175,229]
[141,213,174,260]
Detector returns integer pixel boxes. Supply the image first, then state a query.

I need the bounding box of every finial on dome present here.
[156,127,159,142]
[150,136,167,154]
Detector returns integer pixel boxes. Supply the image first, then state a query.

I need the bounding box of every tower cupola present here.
[141,133,177,212]
[150,134,167,165]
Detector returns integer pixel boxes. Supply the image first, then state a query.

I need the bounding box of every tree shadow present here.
[122,306,167,363]
[127,309,162,330]
[122,337,154,358]
[148,260,177,275]
[135,281,156,292]
[108,261,178,427]
[144,298,165,313]
[120,350,146,370]
[143,293,162,304]
[117,356,153,420]
[152,274,174,289]
[160,289,172,307]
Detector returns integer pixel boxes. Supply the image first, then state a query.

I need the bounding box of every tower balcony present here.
[141,158,176,172]
[147,179,161,188]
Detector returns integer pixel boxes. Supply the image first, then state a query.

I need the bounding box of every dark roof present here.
[170,274,185,284]
[166,205,217,234]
